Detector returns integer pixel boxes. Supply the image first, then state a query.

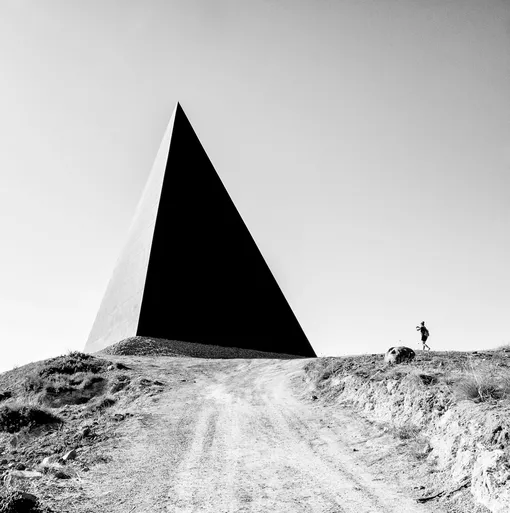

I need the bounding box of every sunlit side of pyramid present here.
[85,103,316,357]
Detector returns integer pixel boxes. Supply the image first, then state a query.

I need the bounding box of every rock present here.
[112,413,125,422]
[19,491,39,502]
[62,449,77,462]
[472,449,510,512]
[451,449,474,483]
[81,427,91,438]
[53,469,72,479]
[14,462,26,470]
[3,469,43,486]
[311,395,318,401]
[40,455,61,467]
[384,346,415,365]
[420,443,432,456]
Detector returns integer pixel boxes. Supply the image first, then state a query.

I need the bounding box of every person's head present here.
[421,321,425,325]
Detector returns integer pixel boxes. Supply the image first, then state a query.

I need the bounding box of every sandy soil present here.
[73,358,436,513]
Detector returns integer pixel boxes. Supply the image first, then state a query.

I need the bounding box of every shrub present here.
[454,365,510,402]
[109,375,131,393]
[40,374,107,407]
[23,374,44,393]
[86,396,116,414]
[0,405,62,433]
[95,396,116,410]
[0,490,51,513]
[38,351,107,378]
[0,391,12,402]
[395,424,421,440]
[455,377,502,402]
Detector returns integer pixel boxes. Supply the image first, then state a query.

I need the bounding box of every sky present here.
[0,0,509,370]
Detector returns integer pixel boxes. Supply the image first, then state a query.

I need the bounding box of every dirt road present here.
[77,358,434,513]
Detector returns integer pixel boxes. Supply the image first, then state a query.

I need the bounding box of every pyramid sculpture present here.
[85,103,315,357]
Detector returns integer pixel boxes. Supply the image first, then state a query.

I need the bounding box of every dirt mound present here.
[0,351,169,512]
[99,336,303,359]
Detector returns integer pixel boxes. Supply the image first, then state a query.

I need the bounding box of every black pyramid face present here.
[85,103,316,357]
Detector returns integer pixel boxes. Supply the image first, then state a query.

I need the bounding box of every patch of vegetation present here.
[454,372,510,403]
[0,404,62,433]
[0,490,53,513]
[38,351,107,378]
[0,391,12,402]
[23,374,44,393]
[394,423,421,440]
[40,374,107,407]
[417,373,438,386]
[91,396,116,411]
[109,374,131,393]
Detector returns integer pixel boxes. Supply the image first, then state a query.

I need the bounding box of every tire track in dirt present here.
[260,364,426,513]
[76,358,435,513]
[223,361,344,513]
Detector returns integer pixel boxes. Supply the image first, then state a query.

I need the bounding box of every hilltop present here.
[304,348,510,512]
[0,340,508,512]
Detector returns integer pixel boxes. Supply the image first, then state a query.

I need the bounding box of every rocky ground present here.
[100,336,301,359]
[0,342,508,512]
[0,351,167,512]
[304,348,510,512]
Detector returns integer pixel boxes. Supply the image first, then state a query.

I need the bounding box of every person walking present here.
[416,321,430,350]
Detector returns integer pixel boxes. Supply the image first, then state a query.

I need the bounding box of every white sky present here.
[0,0,509,370]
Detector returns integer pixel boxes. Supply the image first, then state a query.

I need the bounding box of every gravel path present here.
[99,337,302,359]
[74,358,435,513]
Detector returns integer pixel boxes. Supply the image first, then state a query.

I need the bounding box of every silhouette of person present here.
[416,321,430,350]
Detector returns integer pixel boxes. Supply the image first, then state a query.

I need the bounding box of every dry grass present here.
[88,396,116,412]
[39,374,107,407]
[0,352,112,403]
[38,351,108,377]
[305,349,510,405]
[394,423,421,441]
[0,404,62,433]
[0,489,54,513]
[0,348,184,513]
[454,363,510,403]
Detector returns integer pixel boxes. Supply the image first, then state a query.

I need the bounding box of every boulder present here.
[384,346,415,364]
